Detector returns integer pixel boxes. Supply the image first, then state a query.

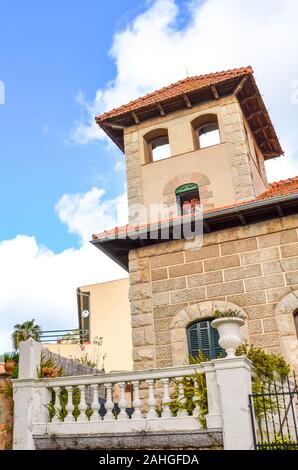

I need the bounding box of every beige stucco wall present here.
[47,278,132,373]
[128,214,298,373]
[124,95,267,223]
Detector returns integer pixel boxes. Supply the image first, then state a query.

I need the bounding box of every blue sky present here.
[0,0,297,351]
[0,0,143,251]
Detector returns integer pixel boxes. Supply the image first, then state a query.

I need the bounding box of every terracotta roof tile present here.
[92,177,298,241]
[96,66,253,122]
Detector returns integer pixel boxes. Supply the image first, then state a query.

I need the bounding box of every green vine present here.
[167,346,291,428]
[167,352,208,428]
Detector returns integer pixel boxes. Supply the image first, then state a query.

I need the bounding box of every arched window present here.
[175,183,200,215]
[144,129,170,162]
[187,319,224,360]
[192,114,221,150]
[294,310,298,338]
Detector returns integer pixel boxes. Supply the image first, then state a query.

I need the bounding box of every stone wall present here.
[0,376,13,450]
[42,348,102,376]
[129,214,298,372]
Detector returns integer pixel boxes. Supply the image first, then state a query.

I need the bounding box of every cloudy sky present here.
[0,0,297,351]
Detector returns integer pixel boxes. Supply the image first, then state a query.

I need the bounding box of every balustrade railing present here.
[42,364,205,424]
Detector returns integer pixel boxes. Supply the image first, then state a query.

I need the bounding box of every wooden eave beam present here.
[234,76,248,96]
[252,125,270,136]
[203,220,211,233]
[156,103,166,116]
[276,204,284,218]
[240,94,257,106]
[247,110,263,121]
[132,112,140,124]
[238,212,247,226]
[103,121,126,130]
[259,138,276,148]
[211,85,219,99]
[182,93,192,109]
[263,152,278,158]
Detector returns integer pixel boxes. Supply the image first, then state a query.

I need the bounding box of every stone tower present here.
[96,66,282,226]
[92,67,298,373]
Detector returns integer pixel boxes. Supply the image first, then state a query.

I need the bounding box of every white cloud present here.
[72,0,298,181]
[55,187,128,244]
[0,188,128,353]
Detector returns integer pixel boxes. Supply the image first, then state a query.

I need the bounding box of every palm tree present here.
[12,319,42,350]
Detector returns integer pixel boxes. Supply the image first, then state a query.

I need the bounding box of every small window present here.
[187,319,224,360]
[192,114,221,149]
[198,122,221,148]
[294,310,298,338]
[144,129,171,162]
[151,136,170,161]
[176,183,200,215]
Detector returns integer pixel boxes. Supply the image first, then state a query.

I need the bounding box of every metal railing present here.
[249,372,298,450]
[40,329,89,344]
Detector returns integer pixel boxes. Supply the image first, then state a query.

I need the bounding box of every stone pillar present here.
[13,339,50,450]
[202,362,222,429]
[212,356,254,450]
[18,338,41,379]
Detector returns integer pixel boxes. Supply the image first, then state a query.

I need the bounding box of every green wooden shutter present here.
[187,320,224,360]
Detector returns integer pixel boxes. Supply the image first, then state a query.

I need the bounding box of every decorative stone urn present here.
[211,317,245,358]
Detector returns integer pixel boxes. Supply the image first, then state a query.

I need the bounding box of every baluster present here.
[77,385,88,422]
[52,387,61,423]
[104,383,114,420]
[117,382,128,420]
[132,381,142,420]
[146,379,158,419]
[192,378,199,418]
[177,378,188,417]
[90,384,100,422]
[64,386,74,422]
[161,378,172,419]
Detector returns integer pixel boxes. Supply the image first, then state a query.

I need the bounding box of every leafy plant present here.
[236,343,290,381]
[167,346,291,429]
[76,353,97,368]
[259,434,297,450]
[3,351,19,363]
[12,364,19,379]
[213,309,245,320]
[37,352,63,378]
[48,386,92,421]
[12,319,41,350]
[236,343,291,421]
[167,351,208,428]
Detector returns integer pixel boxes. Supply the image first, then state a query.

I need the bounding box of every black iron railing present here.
[40,329,90,344]
[249,371,298,450]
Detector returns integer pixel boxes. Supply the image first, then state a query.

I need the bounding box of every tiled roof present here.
[92,177,298,241]
[257,177,298,200]
[96,66,252,122]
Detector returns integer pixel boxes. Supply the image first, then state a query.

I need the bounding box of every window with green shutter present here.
[187,319,224,360]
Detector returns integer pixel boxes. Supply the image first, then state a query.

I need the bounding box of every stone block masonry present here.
[128,215,298,371]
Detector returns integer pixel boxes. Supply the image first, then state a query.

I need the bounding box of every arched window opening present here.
[144,129,170,162]
[294,310,298,339]
[151,136,170,161]
[175,183,200,216]
[192,114,221,149]
[187,319,224,360]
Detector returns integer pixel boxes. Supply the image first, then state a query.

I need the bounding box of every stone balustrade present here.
[31,363,212,436]
[12,339,255,450]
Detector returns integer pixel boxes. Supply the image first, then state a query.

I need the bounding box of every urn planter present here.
[211,317,245,358]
